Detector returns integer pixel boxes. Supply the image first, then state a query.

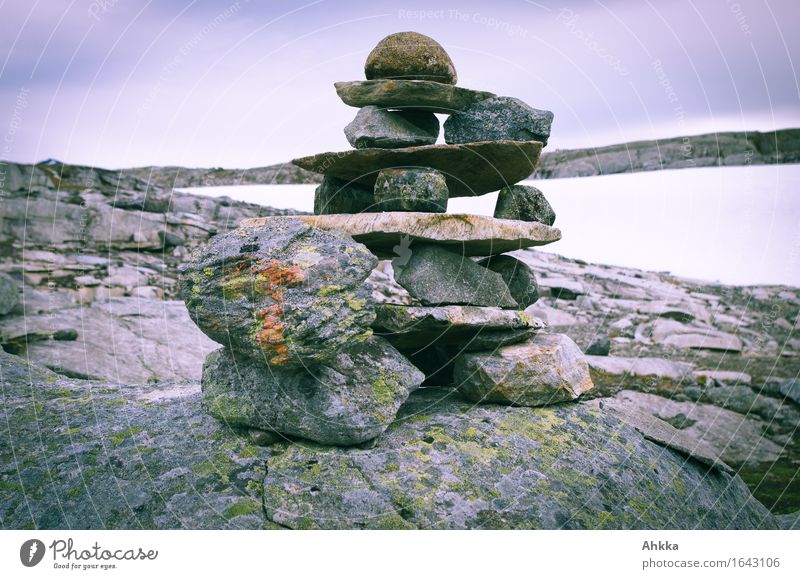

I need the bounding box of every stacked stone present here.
[180,32,592,448]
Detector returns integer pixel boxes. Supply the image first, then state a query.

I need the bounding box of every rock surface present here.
[344,106,439,149]
[373,168,448,212]
[335,80,495,113]
[445,97,554,146]
[261,389,776,529]
[292,140,542,198]
[180,218,377,369]
[240,213,561,258]
[494,184,556,225]
[395,244,518,308]
[364,31,457,84]
[313,176,375,215]
[0,273,18,315]
[455,334,594,406]
[586,355,696,398]
[201,337,424,445]
[478,254,540,308]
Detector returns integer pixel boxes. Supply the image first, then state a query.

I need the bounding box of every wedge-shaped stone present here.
[335,79,494,113]
[292,140,541,198]
[372,303,544,350]
[240,213,561,258]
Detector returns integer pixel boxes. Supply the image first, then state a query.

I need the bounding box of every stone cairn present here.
[180,31,593,447]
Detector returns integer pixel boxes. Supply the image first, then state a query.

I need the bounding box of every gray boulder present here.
[373,167,448,212]
[344,107,439,149]
[180,218,377,369]
[444,96,554,146]
[201,337,424,446]
[314,176,375,215]
[0,273,18,315]
[494,184,556,225]
[477,254,540,308]
[455,333,594,406]
[394,244,517,308]
[262,389,777,529]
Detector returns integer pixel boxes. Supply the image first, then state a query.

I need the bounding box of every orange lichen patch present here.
[222,258,305,366]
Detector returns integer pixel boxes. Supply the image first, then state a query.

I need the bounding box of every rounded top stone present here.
[365,31,457,84]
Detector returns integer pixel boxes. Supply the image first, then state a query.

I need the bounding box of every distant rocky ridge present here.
[115,128,800,188]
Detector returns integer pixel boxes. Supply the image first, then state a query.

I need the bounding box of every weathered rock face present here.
[478,254,540,308]
[636,319,743,352]
[395,244,518,308]
[292,140,542,198]
[344,106,439,149]
[313,177,375,215]
[201,337,424,446]
[0,272,19,315]
[494,184,556,225]
[373,303,543,351]
[180,218,377,369]
[241,213,561,258]
[373,168,448,212]
[335,80,494,113]
[455,333,594,406]
[445,97,554,146]
[364,31,457,84]
[261,389,777,529]
[586,355,696,398]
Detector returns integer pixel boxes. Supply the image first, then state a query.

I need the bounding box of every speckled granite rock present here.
[180,218,376,369]
[201,337,424,446]
[445,96,554,146]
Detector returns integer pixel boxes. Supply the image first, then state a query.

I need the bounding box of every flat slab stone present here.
[240,213,562,258]
[335,79,495,113]
[292,140,542,198]
[372,303,544,349]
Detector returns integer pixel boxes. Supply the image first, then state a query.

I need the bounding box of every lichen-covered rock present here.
[478,254,540,308]
[395,244,517,308]
[0,351,276,529]
[494,184,556,225]
[335,80,494,113]
[261,389,777,529]
[314,176,375,215]
[364,31,457,84]
[455,333,593,406]
[444,96,554,146]
[0,272,18,315]
[180,218,377,369]
[344,106,439,149]
[201,337,424,445]
[373,168,448,212]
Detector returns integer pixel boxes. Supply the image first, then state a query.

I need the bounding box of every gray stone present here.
[293,139,543,198]
[201,337,424,445]
[364,31,457,84]
[335,80,494,114]
[494,184,556,225]
[314,176,375,215]
[180,218,377,370]
[477,254,539,308]
[636,319,743,352]
[455,333,594,406]
[538,276,585,299]
[373,168,448,212]
[262,388,776,529]
[586,355,695,398]
[445,96,554,146]
[779,378,799,405]
[0,273,18,315]
[395,244,517,308]
[372,303,544,351]
[344,106,439,149]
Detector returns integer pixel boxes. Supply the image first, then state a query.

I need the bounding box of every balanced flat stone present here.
[292,140,543,198]
[240,213,562,258]
[372,303,544,350]
[335,80,495,113]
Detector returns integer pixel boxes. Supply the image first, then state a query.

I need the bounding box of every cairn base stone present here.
[374,167,448,212]
[455,333,594,406]
[201,337,424,446]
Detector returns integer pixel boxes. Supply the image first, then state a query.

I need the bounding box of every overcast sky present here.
[1,0,798,169]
